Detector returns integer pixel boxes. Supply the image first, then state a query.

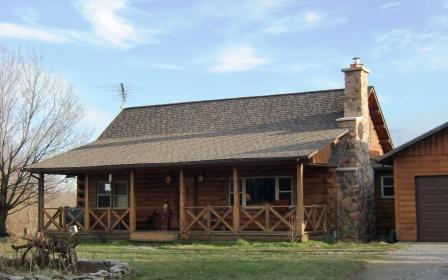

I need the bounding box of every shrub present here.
[234,239,250,247]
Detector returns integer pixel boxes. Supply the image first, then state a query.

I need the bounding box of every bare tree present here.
[0,48,87,236]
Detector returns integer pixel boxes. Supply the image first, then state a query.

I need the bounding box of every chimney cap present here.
[341,57,370,73]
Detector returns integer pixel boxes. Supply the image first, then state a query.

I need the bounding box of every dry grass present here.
[6,190,76,236]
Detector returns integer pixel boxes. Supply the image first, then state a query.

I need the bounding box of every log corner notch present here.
[296,162,307,241]
[37,173,45,232]
[232,166,240,233]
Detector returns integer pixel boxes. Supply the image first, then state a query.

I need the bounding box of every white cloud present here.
[304,11,321,24]
[263,11,345,34]
[211,45,268,72]
[0,0,150,49]
[247,0,292,18]
[76,0,144,49]
[0,23,69,43]
[372,28,448,69]
[82,105,115,136]
[150,63,186,71]
[14,6,39,24]
[380,2,400,10]
[196,0,293,21]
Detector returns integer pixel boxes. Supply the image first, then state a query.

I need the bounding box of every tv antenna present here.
[119,83,127,109]
[97,83,146,110]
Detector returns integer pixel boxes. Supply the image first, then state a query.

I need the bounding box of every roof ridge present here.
[123,88,345,110]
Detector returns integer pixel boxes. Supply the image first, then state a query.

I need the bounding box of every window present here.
[96,181,129,208]
[113,181,129,208]
[278,177,292,202]
[381,176,394,199]
[228,176,292,206]
[246,178,275,205]
[97,182,111,208]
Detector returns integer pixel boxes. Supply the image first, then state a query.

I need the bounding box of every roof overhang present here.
[379,121,448,165]
[368,86,394,153]
[26,155,311,175]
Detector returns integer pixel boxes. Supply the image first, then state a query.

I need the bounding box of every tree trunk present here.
[0,208,9,237]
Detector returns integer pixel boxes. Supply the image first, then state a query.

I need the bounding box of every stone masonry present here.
[336,58,375,241]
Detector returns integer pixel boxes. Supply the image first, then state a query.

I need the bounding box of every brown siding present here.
[304,167,337,232]
[134,170,179,230]
[311,143,333,165]
[394,128,448,241]
[370,117,384,156]
[374,171,395,236]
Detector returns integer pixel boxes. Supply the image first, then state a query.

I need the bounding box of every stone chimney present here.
[335,57,375,241]
[337,57,371,144]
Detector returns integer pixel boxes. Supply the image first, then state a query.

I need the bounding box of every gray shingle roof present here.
[28,89,348,172]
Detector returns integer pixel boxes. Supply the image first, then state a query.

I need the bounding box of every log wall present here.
[374,171,395,236]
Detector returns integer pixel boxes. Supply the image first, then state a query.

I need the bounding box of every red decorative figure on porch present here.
[160,199,170,230]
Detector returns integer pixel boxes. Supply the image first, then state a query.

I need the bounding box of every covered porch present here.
[37,161,336,241]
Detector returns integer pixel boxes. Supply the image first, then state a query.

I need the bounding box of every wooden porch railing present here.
[43,207,130,232]
[184,204,328,235]
[304,204,327,234]
[240,205,296,233]
[185,206,233,232]
[43,207,85,231]
[89,208,130,232]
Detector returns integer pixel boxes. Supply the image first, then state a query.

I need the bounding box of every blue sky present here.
[1,0,447,146]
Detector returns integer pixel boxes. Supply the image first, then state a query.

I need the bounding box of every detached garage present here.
[380,121,448,242]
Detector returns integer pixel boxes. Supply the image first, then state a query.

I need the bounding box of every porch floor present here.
[130,231,179,241]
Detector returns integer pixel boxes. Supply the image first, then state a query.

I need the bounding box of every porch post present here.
[296,163,306,240]
[232,166,240,233]
[129,170,136,232]
[179,169,186,233]
[84,174,90,231]
[37,173,44,232]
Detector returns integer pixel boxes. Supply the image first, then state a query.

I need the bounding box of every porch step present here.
[130,231,179,242]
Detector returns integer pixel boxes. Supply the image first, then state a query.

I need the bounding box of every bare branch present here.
[0,48,88,235]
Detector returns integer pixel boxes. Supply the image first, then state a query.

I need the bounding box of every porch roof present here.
[27,89,348,173]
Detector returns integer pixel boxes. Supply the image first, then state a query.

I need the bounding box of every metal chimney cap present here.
[352,57,361,65]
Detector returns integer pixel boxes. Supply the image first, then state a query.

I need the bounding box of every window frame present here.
[228,176,293,206]
[380,176,395,199]
[96,180,129,208]
[96,181,112,208]
[112,180,129,208]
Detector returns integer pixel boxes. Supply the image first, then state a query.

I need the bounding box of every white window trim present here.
[381,176,394,199]
[228,176,292,206]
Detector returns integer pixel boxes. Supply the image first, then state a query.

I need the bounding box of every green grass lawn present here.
[0,238,402,280]
[75,240,401,280]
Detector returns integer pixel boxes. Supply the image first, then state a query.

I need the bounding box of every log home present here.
[27,58,393,241]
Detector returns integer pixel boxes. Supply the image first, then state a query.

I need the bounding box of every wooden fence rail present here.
[43,207,85,231]
[239,205,296,233]
[185,206,233,233]
[304,204,327,234]
[43,207,129,232]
